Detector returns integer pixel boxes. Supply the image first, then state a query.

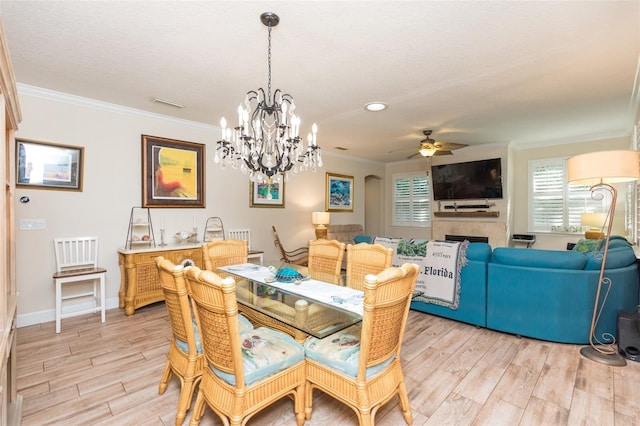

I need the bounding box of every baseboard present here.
[16,296,121,328]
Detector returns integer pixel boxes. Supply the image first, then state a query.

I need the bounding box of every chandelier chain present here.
[267,25,272,104]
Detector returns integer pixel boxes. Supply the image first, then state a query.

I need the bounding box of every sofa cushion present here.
[584,246,636,270]
[467,242,492,262]
[490,247,587,270]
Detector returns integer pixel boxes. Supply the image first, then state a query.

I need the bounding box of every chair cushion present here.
[176,314,253,354]
[211,327,304,386]
[304,324,394,378]
[237,314,254,333]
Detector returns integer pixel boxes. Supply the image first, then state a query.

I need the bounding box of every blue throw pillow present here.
[353,235,372,244]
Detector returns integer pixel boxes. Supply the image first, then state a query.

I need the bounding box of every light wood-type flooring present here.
[16,303,640,425]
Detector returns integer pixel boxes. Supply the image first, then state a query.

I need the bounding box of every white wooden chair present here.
[53,236,106,333]
[227,228,251,250]
[228,228,264,262]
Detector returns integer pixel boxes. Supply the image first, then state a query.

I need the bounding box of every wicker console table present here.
[118,244,204,315]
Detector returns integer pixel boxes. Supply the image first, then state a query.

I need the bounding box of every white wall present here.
[15,88,384,326]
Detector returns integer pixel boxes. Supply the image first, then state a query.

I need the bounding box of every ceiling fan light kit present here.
[406,130,468,159]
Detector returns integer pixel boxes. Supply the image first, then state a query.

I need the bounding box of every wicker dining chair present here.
[202,238,248,277]
[308,239,345,285]
[272,225,309,266]
[155,256,204,426]
[185,266,306,426]
[304,263,419,426]
[345,243,393,291]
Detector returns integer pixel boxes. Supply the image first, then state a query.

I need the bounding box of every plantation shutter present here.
[529,158,606,233]
[393,173,430,227]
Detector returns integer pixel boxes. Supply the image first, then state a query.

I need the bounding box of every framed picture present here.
[16,138,84,191]
[142,135,205,208]
[326,172,354,212]
[250,178,285,208]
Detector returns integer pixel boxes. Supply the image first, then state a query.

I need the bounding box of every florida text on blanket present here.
[373,237,468,309]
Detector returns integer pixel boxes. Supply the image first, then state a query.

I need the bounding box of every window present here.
[392,172,430,227]
[528,158,607,233]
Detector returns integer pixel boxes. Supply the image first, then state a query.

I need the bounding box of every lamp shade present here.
[567,150,640,185]
[311,211,330,226]
[581,212,607,227]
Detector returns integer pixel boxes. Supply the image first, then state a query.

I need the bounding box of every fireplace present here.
[445,234,489,243]
[432,220,508,247]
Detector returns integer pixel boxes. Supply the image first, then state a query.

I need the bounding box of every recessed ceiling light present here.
[364,101,387,112]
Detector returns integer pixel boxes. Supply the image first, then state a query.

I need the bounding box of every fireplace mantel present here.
[434,211,499,218]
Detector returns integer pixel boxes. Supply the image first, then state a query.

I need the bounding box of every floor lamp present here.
[567,150,640,366]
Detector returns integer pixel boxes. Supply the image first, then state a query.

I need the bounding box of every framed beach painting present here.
[326,172,354,212]
[142,135,205,208]
[250,177,285,208]
[16,138,84,191]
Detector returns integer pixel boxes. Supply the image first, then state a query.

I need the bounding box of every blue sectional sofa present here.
[409,237,639,344]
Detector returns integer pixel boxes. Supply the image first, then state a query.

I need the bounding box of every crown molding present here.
[17,84,216,131]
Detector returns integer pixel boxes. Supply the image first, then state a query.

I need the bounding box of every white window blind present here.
[528,158,606,233]
[392,172,430,227]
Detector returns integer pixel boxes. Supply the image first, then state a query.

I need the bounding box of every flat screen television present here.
[431,158,503,201]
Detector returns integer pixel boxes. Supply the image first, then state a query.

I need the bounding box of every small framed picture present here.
[16,138,84,191]
[250,178,285,208]
[142,135,205,208]
[326,172,354,212]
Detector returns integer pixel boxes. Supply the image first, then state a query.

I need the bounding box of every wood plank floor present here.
[16,303,640,425]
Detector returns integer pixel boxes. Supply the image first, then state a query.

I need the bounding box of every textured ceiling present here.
[1,1,639,162]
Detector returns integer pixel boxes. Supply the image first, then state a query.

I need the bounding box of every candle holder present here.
[159,228,167,247]
[191,226,199,243]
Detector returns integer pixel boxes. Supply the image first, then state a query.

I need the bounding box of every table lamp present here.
[567,149,640,366]
[311,212,330,239]
[580,212,607,240]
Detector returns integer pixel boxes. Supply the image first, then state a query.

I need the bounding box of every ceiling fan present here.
[406,130,468,159]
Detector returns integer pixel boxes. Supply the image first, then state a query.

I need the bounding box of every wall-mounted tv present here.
[431,158,503,201]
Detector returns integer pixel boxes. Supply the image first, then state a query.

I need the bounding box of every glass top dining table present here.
[218,262,363,341]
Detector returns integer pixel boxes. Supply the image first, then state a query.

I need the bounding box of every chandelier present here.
[214,12,322,184]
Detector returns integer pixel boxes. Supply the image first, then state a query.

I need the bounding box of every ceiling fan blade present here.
[406,152,420,160]
[433,141,468,150]
[432,150,453,156]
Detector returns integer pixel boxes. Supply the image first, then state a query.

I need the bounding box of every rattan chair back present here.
[360,263,418,368]
[186,267,240,378]
[308,239,345,285]
[185,266,306,426]
[345,243,393,291]
[304,262,419,426]
[202,238,248,277]
[155,256,203,426]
